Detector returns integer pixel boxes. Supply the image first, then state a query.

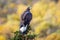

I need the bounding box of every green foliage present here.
[11,31,36,40]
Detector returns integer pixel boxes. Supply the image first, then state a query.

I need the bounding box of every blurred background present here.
[0,0,60,40]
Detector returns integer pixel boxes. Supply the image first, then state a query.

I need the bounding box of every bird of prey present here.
[20,7,32,34]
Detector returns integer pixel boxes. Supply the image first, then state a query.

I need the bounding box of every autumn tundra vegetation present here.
[0,0,60,40]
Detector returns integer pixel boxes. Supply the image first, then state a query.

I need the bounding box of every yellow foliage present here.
[0,35,6,40]
[45,33,57,40]
[0,14,19,34]
[34,21,49,35]
[16,4,27,16]
[7,14,20,20]
[35,37,40,40]
[55,11,60,25]
[30,16,42,27]
[9,21,19,32]
[6,14,20,32]
[55,4,60,25]
[5,20,19,32]
[43,2,56,25]
[8,3,16,8]
[55,33,60,40]
[31,1,48,18]
[45,33,60,40]
[0,0,60,40]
